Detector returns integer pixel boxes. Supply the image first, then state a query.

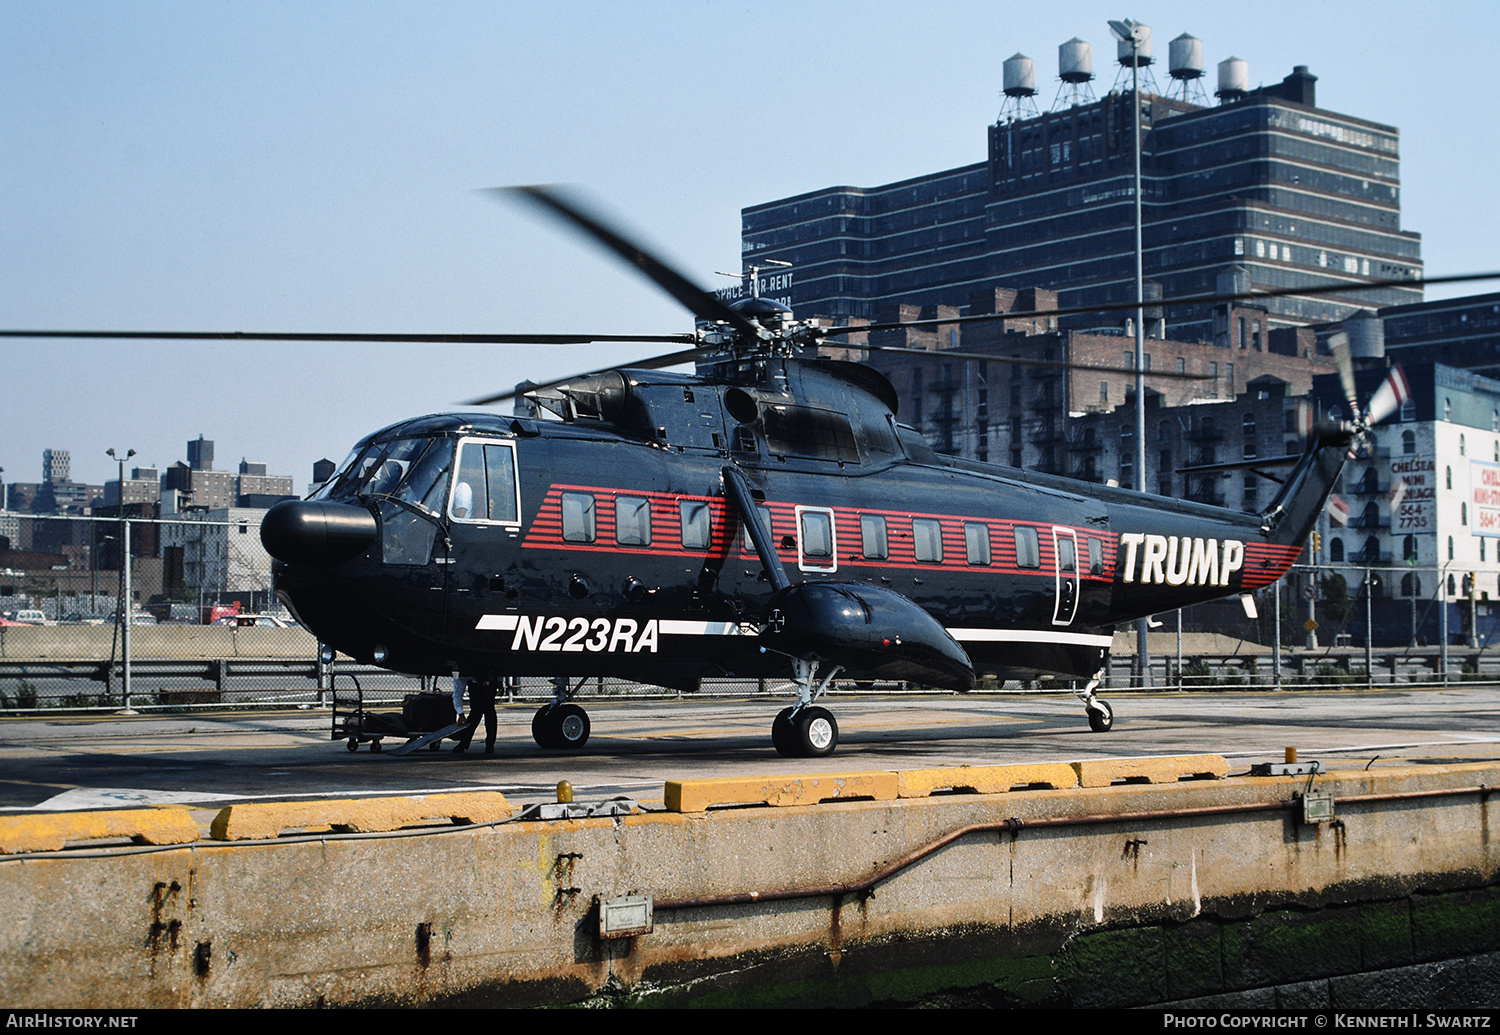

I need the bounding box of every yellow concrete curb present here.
[896,763,1079,798]
[1073,754,1229,788]
[665,772,898,813]
[0,807,200,854]
[209,792,512,841]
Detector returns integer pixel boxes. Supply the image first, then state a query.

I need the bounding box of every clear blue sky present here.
[3,1,1497,489]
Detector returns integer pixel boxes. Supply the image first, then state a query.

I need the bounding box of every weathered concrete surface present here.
[209,793,513,840]
[0,807,199,854]
[0,761,1494,1007]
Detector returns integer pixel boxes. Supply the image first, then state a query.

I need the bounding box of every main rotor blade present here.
[815,270,1500,337]
[493,185,761,340]
[0,329,697,346]
[852,343,1212,380]
[463,344,712,408]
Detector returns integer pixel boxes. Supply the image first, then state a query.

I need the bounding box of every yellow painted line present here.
[665,771,898,813]
[1073,754,1228,788]
[897,762,1079,798]
[209,791,512,840]
[0,807,199,854]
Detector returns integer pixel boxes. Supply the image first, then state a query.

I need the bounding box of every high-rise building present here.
[1379,292,1500,380]
[187,434,214,472]
[41,449,70,485]
[742,40,1423,343]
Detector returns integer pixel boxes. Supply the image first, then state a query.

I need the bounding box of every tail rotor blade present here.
[1364,365,1411,427]
[1295,398,1314,439]
[1328,331,1358,417]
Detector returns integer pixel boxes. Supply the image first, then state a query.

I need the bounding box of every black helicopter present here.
[256,188,1417,758]
[4,188,1430,758]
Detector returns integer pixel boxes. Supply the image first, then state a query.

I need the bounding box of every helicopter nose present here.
[261,500,378,565]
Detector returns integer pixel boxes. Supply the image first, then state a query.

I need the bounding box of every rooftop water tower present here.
[1168,32,1208,105]
[1052,37,1097,110]
[1000,52,1039,120]
[1216,56,1249,102]
[1111,21,1159,94]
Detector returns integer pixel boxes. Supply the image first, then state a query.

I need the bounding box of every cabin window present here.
[679,500,711,550]
[799,510,833,557]
[615,496,652,546]
[797,507,837,573]
[912,518,943,563]
[561,493,596,543]
[860,514,888,560]
[449,440,519,524]
[1014,526,1041,569]
[964,523,991,566]
[1088,537,1103,575]
[1057,536,1077,573]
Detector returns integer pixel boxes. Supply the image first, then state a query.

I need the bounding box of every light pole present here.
[1111,17,1150,686]
[106,447,135,712]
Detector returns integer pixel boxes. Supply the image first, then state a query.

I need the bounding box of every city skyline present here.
[4,2,1497,486]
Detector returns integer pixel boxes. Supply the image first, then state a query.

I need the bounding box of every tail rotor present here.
[1327,330,1410,451]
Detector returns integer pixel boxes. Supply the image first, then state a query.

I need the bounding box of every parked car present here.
[210,613,292,628]
[13,610,48,625]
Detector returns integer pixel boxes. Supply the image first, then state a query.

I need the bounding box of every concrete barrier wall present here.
[0,624,318,660]
[0,762,1495,1008]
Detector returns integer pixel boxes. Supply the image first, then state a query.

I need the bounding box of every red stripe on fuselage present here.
[520,484,1117,581]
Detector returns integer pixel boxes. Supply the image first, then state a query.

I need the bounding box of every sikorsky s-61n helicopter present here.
[5,188,1437,757]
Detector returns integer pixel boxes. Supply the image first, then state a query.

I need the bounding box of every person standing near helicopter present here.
[452,675,498,755]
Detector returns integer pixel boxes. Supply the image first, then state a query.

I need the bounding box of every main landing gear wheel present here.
[771,707,796,757]
[770,706,839,758]
[532,703,591,750]
[1087,699,1114,733]
[796,706,838,757]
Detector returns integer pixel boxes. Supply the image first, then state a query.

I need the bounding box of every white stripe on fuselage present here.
[947,628,1114,648]
[477,615,1110,649]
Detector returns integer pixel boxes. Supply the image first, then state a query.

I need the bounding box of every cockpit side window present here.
[449,439,520,525]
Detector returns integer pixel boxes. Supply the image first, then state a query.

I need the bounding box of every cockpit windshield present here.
[312,437,455,514]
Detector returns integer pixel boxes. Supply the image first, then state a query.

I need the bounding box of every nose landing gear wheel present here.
[532,703,591,749]
[1087,699,1114,733]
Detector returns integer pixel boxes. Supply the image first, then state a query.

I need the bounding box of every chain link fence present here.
[2,512,1497,710]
